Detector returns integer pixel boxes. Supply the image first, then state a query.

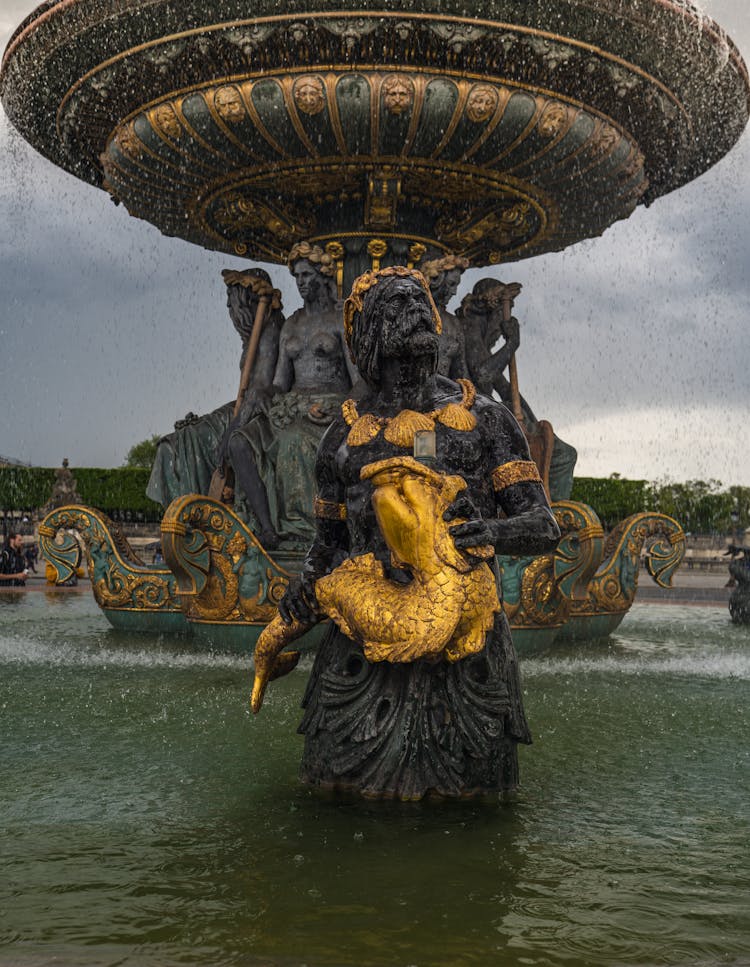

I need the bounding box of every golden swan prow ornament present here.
[251,456,499,713]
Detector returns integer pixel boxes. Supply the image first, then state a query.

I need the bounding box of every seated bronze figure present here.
[147,267,283,508]
[221,242,358,549]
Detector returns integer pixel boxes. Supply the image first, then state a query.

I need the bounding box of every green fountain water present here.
[2,2,749,959]
[2,591,748,966]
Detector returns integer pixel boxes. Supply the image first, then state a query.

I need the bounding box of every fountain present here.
[3,1,747,272]
[2,0,748,790]
[1,0,749,950]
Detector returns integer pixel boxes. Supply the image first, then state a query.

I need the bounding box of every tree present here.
[649,478,739,535]
[123,435,160,469]
[570,474,650,530]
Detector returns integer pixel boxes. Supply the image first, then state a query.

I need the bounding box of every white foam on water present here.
[0,633,252,671]
[523,651,750,680]
[2,632,747,680]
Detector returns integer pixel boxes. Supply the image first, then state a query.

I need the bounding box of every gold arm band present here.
[492,460,542,491]
[313,496,347,521]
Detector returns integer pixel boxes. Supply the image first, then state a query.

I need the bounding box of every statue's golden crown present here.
[421,254,470,281]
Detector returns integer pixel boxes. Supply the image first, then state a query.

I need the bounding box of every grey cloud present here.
[1,0,749,481]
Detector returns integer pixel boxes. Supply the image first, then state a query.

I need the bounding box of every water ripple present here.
[523,651,750,679]
[0,634,252,671]
[2,597,750,965]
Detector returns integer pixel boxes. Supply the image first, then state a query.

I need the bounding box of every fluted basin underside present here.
[2,1,748,265]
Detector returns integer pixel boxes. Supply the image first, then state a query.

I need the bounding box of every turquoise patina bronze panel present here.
[470,90,539,166]
[216,84,288,163]
[533,110,596,184]
[129,113,208,187]
[161,101,237,177]
[250,79,309,160]
[335,74,371,156]
[377,74,415,156]
[438,83,505,163]
[410,77,460,158]
[179,90,264,169]
[291,75,340,158]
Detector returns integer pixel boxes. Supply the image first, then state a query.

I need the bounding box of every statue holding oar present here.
[147,267,284,509]
[217,243,359,549]
[458,278,578,501]
[149,246,358,548]
[210,269,282,504]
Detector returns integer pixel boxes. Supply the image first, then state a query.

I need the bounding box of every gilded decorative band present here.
[38,524,56,538]
[313,496,347,521]
[575,524,605,540]
[161,520,188,536]
[492,460,542,491]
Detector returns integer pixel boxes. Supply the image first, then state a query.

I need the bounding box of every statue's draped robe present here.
[229,390,346,544]
[300,613,529,798]
[147,394,342,544]
[147,402,233,506]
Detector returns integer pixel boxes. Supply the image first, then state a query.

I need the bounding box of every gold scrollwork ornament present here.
[366,238,388,271]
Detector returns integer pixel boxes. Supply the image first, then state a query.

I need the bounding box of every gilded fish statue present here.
[251,456,499,712]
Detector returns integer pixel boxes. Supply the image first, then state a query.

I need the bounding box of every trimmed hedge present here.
[0,466,162,521]
[0,467,56,512]
[2,465,748,534]
[75,468,162,519]
[571,475,750,535]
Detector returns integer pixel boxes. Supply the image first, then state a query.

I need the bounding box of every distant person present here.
[0,533,29,587]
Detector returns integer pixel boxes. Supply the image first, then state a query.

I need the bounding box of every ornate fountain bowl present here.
[2,1,748,270]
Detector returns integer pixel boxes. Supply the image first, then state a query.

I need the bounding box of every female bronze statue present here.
[221,242,358,549]
[458,278,578,501]
[421,254,470,380]
[271,267,559,799]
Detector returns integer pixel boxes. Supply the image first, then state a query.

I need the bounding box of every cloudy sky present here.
[1,1,748,486]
